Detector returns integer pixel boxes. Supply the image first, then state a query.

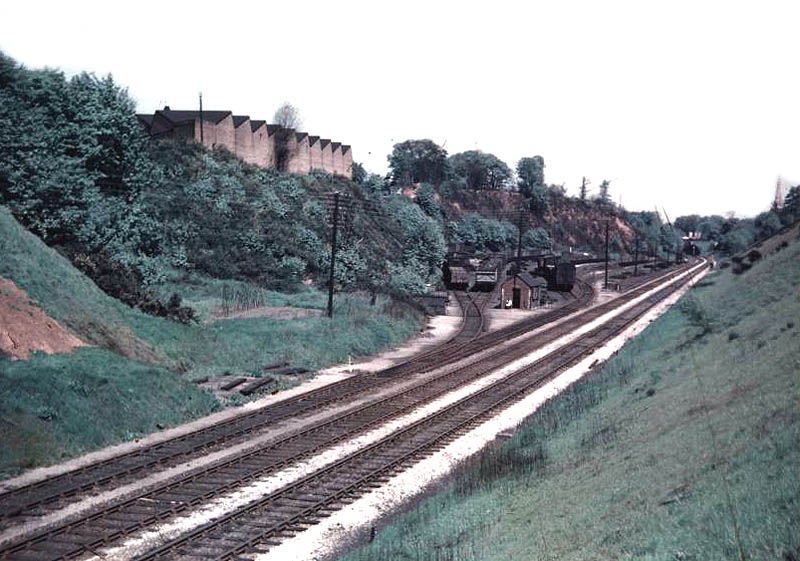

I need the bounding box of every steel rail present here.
[0,262,702,561]
[132,261,707,561]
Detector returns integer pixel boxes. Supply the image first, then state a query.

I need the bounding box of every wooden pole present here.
[327,192,340,318]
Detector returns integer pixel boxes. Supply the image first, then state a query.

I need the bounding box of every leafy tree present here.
[675,214,701,234]
[527,186,551,219]
[387,139,449,186]
[450,214,517,252]
[449,150,512,190]
[386,196,446,285]
[516,156,545,197]
[415,183,441,220]
[717,219,756,254]
[351,161,367,184]
[754,210,782,239]
[697,215,725,242]
[363,173,390,197]
[522,227,553,250]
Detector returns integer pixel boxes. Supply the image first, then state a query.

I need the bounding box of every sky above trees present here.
[1,0,797,218]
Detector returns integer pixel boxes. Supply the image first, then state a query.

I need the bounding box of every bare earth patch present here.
[0,278,88,360]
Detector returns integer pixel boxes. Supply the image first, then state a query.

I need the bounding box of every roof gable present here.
[232,115,250,127]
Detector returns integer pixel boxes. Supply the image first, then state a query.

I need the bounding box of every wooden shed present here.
[500,272,548,309]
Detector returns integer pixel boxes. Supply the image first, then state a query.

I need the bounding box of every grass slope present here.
[343,238,800,560]
[0,208,425,477]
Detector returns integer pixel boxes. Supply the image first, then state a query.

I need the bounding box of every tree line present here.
[0,51,445,320]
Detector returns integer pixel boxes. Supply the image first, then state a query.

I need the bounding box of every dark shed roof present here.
[250,119,266,132]
[232,115,250,127]
[136,114,154,128]
[308,135,320,146]
[157,108,232,124]
[331,142,341,152]
[266,124,282,136]
[320,139,331,149]
[514,272,547,288]
[341,145,351,154]
[295,132,308,142]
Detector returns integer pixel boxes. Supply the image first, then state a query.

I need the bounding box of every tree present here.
[598,180,612,206]
[387,139,449,186]
[783,185,800,222]
[272,101,303,130]
[272,102,302,172]
[754,210,782,240]
[449,151,512,190]
[351,162,367,184]
[415,183,441,220]
[522,227,553,250]
[516,156,545,197]
[675,214,701,234]
[528,186,551,219]
[579,177,589,201]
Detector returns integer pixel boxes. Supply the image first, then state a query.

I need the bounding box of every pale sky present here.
[1,0,798,218]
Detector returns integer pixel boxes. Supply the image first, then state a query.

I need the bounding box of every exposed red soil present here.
[0,278,88,360]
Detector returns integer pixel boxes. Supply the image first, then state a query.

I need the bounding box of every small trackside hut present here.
[500,272,548,309]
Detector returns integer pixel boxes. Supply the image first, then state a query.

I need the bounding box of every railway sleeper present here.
[1,549,60,561]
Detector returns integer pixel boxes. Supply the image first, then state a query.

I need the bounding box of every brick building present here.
[499,272,548,309]
[136,106,352,178]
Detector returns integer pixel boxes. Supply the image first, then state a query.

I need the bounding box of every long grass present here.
[0,348,219,478]
[342,240,800,561]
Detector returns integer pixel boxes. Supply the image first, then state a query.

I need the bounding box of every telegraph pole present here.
[327,192,340,318]
[604,220,609,289]
[199,92,204,145]
[514,208,524,289]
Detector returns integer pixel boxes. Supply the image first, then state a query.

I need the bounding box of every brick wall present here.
[212,114,236,153]
[140,109,351,178]
[234,117,256,164]
[342,146,353,179]
[331,142,344,176]
[309,136,323,171]
[289,133,311,174]
[320,140,333,173]
[251,122,273,167]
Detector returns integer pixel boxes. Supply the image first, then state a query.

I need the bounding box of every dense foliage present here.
[516,156,545,197]
[0,51,446,319]
[387,139,449,185]
[449,213,518,253]
[448,150,512,190]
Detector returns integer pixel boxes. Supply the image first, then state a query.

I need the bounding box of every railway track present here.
[0,289,491,528]
[0,261,703,561]
[128,260,707,561]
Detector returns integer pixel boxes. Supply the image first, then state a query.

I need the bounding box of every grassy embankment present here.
[0,208,424,478]
[343,234,800,560]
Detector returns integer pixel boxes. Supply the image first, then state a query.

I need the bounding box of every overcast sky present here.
[1,0,798,218]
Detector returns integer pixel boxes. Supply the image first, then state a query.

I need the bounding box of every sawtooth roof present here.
[157,107,232,124]
[232,115,250,127]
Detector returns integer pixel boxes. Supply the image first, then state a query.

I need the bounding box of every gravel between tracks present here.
[259,266,708,561]
[79,265,704,561]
